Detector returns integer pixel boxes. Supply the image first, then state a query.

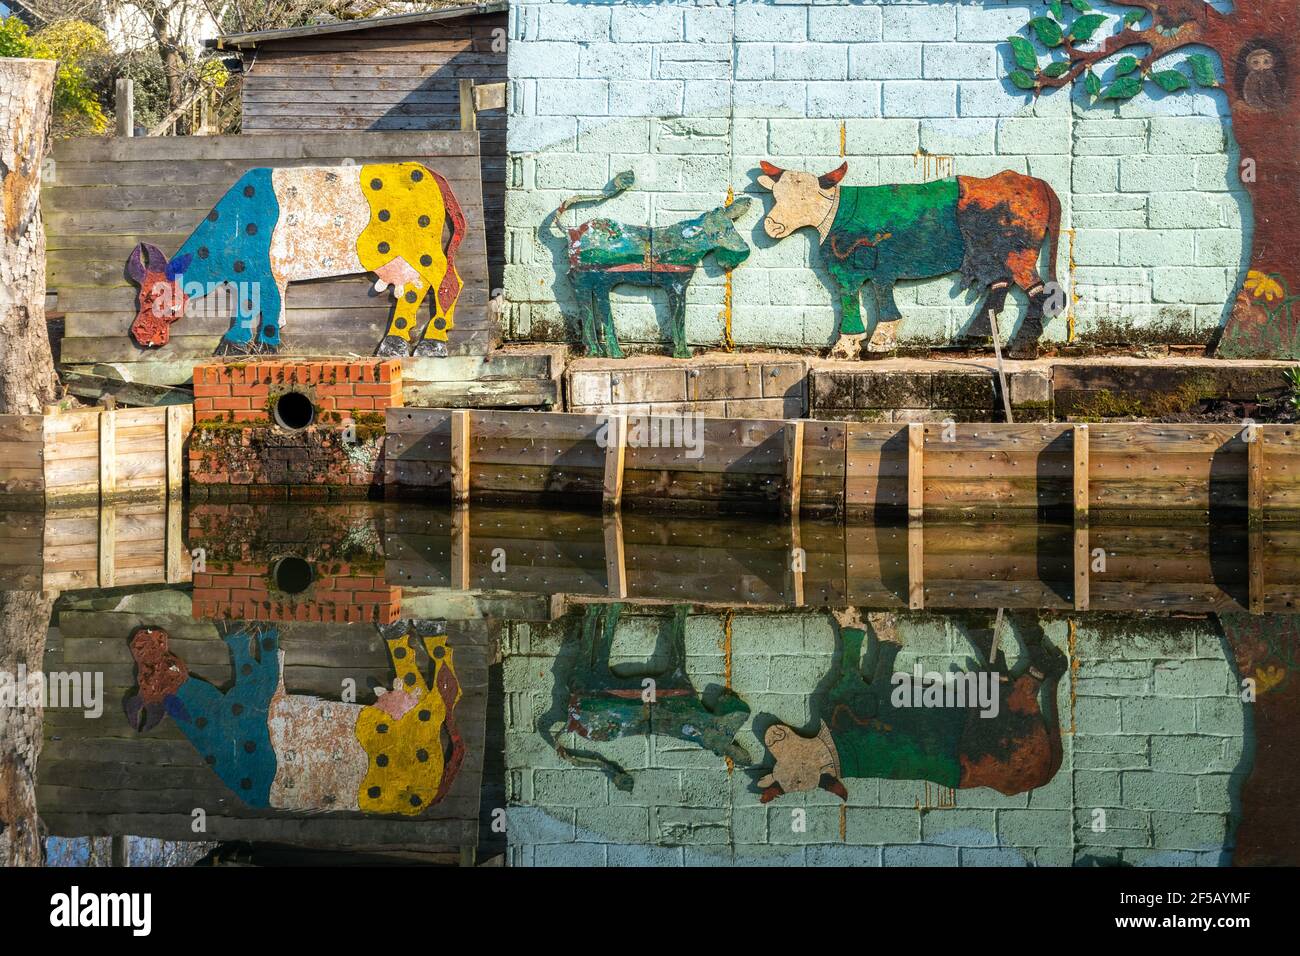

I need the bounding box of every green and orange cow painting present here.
[127,162,466,358]
[123,620,464,815]
[757,163,1063,360]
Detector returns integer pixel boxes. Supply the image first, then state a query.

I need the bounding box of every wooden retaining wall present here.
[1,405,192,507]
[39,606,488,857]
[42,131,492,370]
[384,410,1300,521]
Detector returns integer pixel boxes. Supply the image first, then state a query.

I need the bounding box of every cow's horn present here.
[818,773,848,801]
[818,162,849,190]
[759,160,784,180]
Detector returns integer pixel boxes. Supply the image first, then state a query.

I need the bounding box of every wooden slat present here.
[783,420,804,517]
[907,422,924,522]
[451,410,470,505]
[1074,423,1089,527]
[602,414,627,512]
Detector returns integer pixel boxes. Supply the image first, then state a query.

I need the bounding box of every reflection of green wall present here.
[503,609,1247,866]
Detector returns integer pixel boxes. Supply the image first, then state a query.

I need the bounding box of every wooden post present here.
[166,404,187,495]
[1073,526,1090,611]
[1249,527,1264,614]
[783,420,805,517]
[450,505,470,590]
[602,414,627,512]
[459,79,477,132]
[450,410,470,505]
[603,513,627,599]
[98,503,116,589]
[115,78,134,137]
[165,496,187,584]
[1248,423,1264,526]
[98,407,116,499]
[1073,423,1089,528]
[907,422,924,523]
[0,58,60,416]
[788,515,805,607]
[907,523,924,610]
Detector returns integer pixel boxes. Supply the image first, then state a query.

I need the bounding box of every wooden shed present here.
[209,2,509,288]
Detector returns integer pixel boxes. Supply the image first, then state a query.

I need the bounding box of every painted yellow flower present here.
[1254,664,1286,696]
[1245,270,1285,302]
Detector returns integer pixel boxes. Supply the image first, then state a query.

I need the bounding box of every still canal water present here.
[5,501,1295,866]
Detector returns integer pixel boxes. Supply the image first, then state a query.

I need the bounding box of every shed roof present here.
[206,1,508,50]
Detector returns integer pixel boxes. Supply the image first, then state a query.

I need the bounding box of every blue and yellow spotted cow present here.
[126,163,467,358]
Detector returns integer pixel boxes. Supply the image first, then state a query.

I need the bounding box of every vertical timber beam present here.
[1073,526,1090,611]
[450,505,471,591]
[115,78,134,137]
[166,404,186,496]
[98,407,115,500]
[603,513,627,599]
[783,419,805,517]
[459,79,477,132]
[602,414,627,512]
[907,524,924,610]
[1248,423,1265,526]
[98,504,116,589]
[450,410,470,506]
[907,422,924,523]
[1073,423,1089,528]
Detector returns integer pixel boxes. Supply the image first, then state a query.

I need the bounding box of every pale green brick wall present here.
[504,0,1246,351]
[502,608,1248,866]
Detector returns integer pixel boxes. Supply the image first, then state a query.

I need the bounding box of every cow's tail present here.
[549,169,636,237]
[429,169,466,318]
[1042,179,1063,289]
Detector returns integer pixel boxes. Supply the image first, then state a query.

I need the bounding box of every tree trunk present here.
[0,589,56,867]
[0,58,59,415]
[1205,5,1300,357]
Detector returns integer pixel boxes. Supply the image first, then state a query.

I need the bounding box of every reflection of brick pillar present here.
[188,502,400,624]
[189,359,402,498]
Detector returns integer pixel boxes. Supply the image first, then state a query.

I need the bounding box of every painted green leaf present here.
[1009,69,1038,91]
[1123,11,1146,28]
[1102,76,1142,100]
[1085,70,1102,97]
[1151,69,1191,93]
[1115,56,1140,76]
[1008,36,1039,71]
[1069,13,1108,43]
[1029,16,1064,47]
[1043,61,1071,78]
[1070,0,1093,11]
[1049,1,1064,19]
[1187,53,1219,87]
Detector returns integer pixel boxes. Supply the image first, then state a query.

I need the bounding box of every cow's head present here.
[757,721,848,802]
[127,242,192,348]
[124,626,191,733]
[701,197,753,271]
[755,161,848,239]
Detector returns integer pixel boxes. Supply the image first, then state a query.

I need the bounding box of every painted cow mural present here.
[756,611,1066,802]
[551,171,751,358]
[127,162,466,358]
[124,621,464,815]
[540,604,751,791]
[756,163,1062,360]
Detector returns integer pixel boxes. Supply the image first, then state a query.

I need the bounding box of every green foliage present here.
[0,17,107,136]
[1004,3,1220,106]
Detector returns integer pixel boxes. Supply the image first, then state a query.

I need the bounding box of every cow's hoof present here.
[376,334,410,357]
[412,340,448,359]
[828,333,864,361]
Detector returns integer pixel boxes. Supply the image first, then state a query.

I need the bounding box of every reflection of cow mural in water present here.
[757,611,1066,802]
[124,621,464,815]
[756,163,1062,360]
[540,604,751,791]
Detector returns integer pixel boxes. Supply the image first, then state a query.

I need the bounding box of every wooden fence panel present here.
[44,131,491,371]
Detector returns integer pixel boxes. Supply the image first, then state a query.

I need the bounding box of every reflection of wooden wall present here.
[0,502,189,591]
[387,506,1294,615]
[39,606,490,859]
